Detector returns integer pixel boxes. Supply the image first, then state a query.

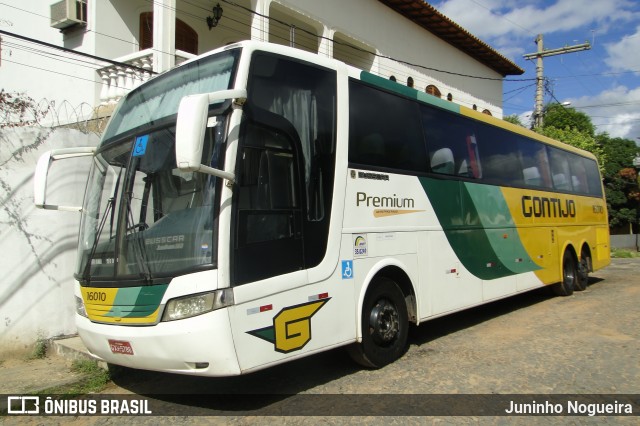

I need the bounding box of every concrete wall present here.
[611,234,639,250]
[2,0,99,123]
[0,127,98,356]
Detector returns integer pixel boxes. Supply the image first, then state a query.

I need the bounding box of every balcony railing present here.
[97,49,197,106]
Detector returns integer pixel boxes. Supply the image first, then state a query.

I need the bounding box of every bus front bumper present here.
[76,308,241,377]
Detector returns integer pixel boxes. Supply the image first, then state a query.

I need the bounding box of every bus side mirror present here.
[34,147,96,211]
[175,89,247,183]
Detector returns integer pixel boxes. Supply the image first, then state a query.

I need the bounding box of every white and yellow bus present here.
[34,41,610,375]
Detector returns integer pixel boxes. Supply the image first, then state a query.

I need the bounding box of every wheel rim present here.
[563,256,575,287]
[369,298,400,346]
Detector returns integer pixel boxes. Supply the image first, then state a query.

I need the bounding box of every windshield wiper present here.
[125,191,153,283]
[82,167,123,282]
[82,197,114,282]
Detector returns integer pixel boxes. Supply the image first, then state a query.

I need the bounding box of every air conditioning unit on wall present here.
[50,0,87,30]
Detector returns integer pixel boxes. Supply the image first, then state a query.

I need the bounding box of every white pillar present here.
[116,67,126,100]
[153,0,176,73]
[108,68,118,104]
[251,0,272,42]
[319,27,334,59]
[99,70,110,106]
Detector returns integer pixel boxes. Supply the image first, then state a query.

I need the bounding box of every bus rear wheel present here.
[348,278,408,368]
[553,250,576,296]
[575,250,590,291]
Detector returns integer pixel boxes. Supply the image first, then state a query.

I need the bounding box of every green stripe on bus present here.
[462,182,540,274]
[419,177,539,280]
[360,72,460,114]
[105,284,168,318]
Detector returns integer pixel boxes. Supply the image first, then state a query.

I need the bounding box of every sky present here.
[432,0,640,143]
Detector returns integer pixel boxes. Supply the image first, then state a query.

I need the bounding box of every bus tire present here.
[553,249,576,296]
[348,278,408,368]
[575,250,590,291]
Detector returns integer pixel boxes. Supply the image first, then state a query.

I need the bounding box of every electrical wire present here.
[0,29,155,74]
[8,0,604,116]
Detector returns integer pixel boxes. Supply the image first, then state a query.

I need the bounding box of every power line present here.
[0,29,156,75]
[2,58,107,85]
[523,34,591,127]
[467,0,535,36]
[218,0,534,82]
[2,0,537,114]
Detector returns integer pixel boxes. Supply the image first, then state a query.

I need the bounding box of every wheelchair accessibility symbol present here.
[133,135,149,157]
[341,260,353,279]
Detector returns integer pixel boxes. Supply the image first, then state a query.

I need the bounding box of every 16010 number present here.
[86,291,107,302]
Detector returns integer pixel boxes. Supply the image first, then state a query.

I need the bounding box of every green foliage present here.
[538,125,605,171]
[29,337,48,360]
[597,136,640,232]
[598,134,639,177]
[503,114,525,127]
[543,103,595,136]
[536,106,640,232]
[611,248,640,258]
[37,360,111,395]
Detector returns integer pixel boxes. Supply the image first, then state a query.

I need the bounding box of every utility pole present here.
[523,34,591,128]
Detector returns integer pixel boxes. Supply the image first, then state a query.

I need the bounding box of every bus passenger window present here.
[430,148,455,174]
[518,138,552,189]
[583,157,603,197]
[523,167,543,187]
[548,147,573,192]
[421,104,478,178]
[348,80,427,173]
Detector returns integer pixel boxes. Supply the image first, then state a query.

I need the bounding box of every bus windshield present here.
[75,49,240,284]
[102,48,240,144]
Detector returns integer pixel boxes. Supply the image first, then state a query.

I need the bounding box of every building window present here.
[407,77,414,88]
[482,109,492,116]
[473,104,478,111]
[426,85,441,98]
[140,12,198,55]
[447,93,453,102]
[389,75,397,82]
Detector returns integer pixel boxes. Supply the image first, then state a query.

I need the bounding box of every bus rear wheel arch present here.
[348,276,410,368]
[553,247,577,296]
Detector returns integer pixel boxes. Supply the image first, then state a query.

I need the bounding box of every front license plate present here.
[108,339,134,355]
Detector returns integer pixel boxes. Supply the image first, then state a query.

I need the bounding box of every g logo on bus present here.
[247,299,330,353]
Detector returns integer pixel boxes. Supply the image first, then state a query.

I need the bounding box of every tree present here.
[538,125,605,170]
[504,114,525,127]
[542,103,595,136]
[597,135,640,233]
[597,134,638,177]
[535,106,640,233]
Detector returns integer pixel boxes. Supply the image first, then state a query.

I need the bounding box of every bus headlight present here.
[162,289,234,322]
[75,296,88,318]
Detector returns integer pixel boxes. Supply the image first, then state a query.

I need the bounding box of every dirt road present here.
[95,258,640,418]
[6,258,638,423]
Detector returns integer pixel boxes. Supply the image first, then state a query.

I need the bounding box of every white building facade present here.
[0,0,522,354]
[2,0,522,124]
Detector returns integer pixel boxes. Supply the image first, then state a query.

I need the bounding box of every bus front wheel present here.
[553,250,576,296]
[349,278,408,368]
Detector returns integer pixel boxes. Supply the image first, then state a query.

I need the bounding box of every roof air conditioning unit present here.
[50,0,87,30]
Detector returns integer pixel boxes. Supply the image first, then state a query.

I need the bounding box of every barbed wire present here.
[0,91,112,134]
